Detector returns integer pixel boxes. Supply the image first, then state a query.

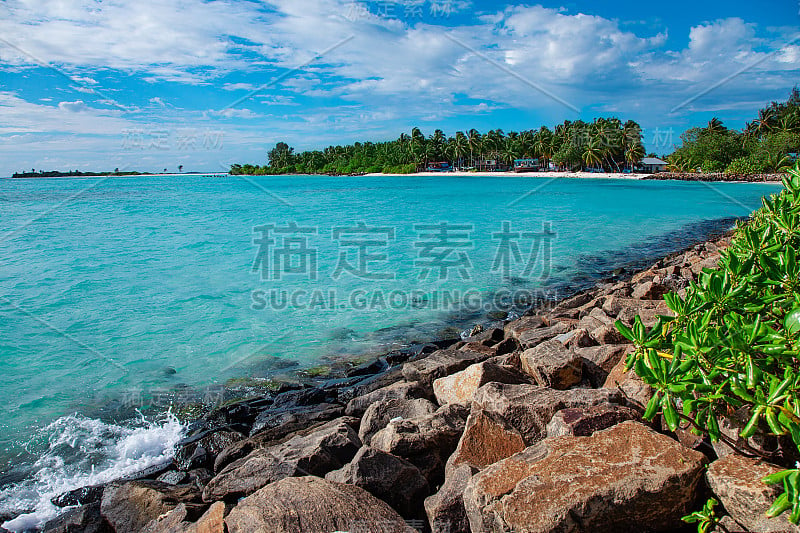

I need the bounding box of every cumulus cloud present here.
[57,100,89,112]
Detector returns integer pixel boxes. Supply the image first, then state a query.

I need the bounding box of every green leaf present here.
[786,308,800,335]
[663,396,679,431]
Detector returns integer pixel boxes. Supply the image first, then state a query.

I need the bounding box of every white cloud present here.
[57,100,89,112]
[222,83,256,91]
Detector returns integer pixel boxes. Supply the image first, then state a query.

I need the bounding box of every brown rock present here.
[186,501,226,533]
[359,397,437,445]
[345,380,429,417]
[576,344,632,387]
[472,382,622,445]
[100,481,201,533]
[225,476,415,533]
[463,421,707,532]
[603,356,654,408]
[424,464,474,533]
[632,280,668,300]
[707,454,800,532]
[433,361,529,406]
[520,340,582,389]
[325,446,429,517]
[447,409,525,475]
[402,349,492,387]
[590,324,630,345]
[546,404,641,438]
[202,417,360,501]
[554,327,596,348]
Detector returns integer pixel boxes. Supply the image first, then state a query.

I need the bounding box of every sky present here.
[0,0,798,175]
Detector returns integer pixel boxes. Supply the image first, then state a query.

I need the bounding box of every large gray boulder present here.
[359,397,437,445]
[706,454,800,532]
[43,502,112,533]
[345,380,430,417]
[225,476,416,533]
[202,417,360,501]
[472,382,622,444]
[433,361,529,406]
[463,421,707,532]
[325,446,429,517]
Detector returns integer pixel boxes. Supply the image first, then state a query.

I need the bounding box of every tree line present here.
[229,117,648,175]
[669,88,800,174]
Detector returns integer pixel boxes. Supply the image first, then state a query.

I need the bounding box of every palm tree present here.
[582,140,604,170]
[625,142,646,171]
[706,118,726,134]
[452,131,468,169]
[467,129,481,168]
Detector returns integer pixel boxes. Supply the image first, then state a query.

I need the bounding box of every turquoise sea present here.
[0,174,783,529]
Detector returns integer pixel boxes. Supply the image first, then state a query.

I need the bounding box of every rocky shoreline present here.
[644,171,787,182]
[21,231,795,533]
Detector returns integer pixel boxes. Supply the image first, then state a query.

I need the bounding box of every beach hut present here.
[513,158,540,172]
[640,157,668,173]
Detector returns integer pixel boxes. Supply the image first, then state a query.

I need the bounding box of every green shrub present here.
[617,164,800,526]
[702,160,726,173]
[725,154,768,174]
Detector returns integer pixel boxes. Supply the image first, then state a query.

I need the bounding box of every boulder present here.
[425,464,476,533]
[100,481,201,533]
[463,421,707,532]
[359,397,437,445]
[472,382,622,444]
[706,454,800,532]
[447,409,525,475]
[51,484,104,508]
[345,380,429,417]
[174,430,245,472]
[402,349,492,387]
[371,404,469,484]
[43,502,112,533]
[141,502,204,533]
[554,328,596,348]
[632,281,666,300]
[518,322,569,349]
[433,361,529,406]
[616,303,673,329]
[520,340,582,389]
[325,447,429,517]
[202,417,361,501]
[546,404,641,438]
[224,476,415,533]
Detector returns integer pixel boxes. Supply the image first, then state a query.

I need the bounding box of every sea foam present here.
[0,412,183,532]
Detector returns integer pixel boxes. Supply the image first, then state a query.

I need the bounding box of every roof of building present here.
[642,157,668,165]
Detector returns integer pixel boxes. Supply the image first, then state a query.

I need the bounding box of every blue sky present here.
[0,0,798,175]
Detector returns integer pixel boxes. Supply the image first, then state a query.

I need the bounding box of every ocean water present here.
[0,174,782,528]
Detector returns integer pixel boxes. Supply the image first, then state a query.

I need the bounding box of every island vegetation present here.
[230,88,800,177]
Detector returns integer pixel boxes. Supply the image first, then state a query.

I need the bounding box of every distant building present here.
[476,159,507,172]
[513,158,540,172]
[425,161,452,172]
[640,157,668,173]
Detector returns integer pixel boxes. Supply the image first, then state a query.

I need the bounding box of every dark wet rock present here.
[43,502,112,533]
[463,421,707,533]
[249,402,344,437]
[51,484,104,508]
[325,447,429,518]
[271,387,334,409]
[203,417,361,501]
[345,356,389,378]
[224,476,415,533]
[520,340,583,389]
[472,382,622,444]
[424,464,475,533]
[100,480,202,533]
[359,397,438,445]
